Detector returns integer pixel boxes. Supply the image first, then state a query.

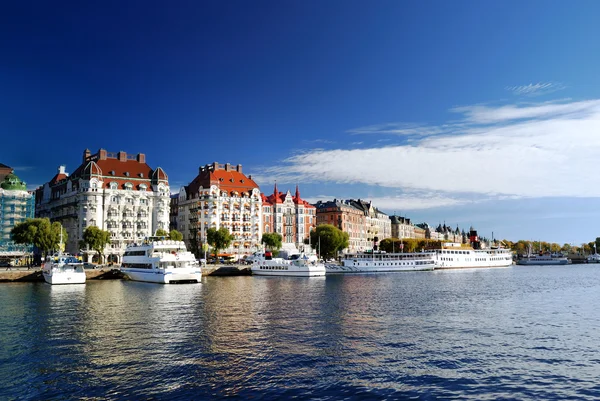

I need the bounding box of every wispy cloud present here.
[12,166,35,172]
[347,122,459,137]
[260,98,600,209]
[505,82,566,97]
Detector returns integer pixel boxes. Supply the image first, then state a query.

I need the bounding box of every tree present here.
[169,229,183,241]
[155,228,168,237]
[11,218,67,256]
[207,227,234,264]
[309,224,349,260]
[82,226,111,263]
[261,233,282,251]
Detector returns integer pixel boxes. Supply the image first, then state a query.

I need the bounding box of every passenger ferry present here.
[120,238,202,284]
[434,242,513,269]
[517,251,570,266]
[328,251,436,274]
[251,251,325,277]
[42,254,86,285]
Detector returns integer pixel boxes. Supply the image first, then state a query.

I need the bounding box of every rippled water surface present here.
[2,266,600,400]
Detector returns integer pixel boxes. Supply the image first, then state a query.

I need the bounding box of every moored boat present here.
[517,252,570,265]
[42,254,86,285]
[121,238,202,284]
[251,251,325,277]
[434,243,513,269]
[328,251,436,274]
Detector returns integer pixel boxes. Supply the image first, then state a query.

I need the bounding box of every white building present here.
[35,149,170,263]
[178,162,263,258]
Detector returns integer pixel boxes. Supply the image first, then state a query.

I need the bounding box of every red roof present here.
[186,163,258,197]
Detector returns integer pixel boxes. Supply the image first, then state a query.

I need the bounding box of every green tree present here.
[169,229,183,241]
[155,228,168,237]
[82,226,111,263]
[11,218,67,256]
[309,224,349,260]
[207,227,234,264]
[261,233,282,251]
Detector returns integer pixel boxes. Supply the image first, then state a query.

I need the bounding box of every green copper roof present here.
[1,172,26,190]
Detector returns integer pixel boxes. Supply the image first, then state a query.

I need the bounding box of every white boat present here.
[42,254,86,285]
[251,251,325,277]
[434,243,513,269]
[120,238,202,284]
[517,252,570,265]
[328,251,436,274]
[587,253,600,263]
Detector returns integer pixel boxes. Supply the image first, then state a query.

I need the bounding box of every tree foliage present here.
[82,226,111,262]
[207,227,234,263]
[261,232,282,251]
[169,229,183,241]
[155,228,168,237]
[309,224,349,260]
[11,218,67,256]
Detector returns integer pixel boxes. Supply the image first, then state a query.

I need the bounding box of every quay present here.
[0,264,251,283]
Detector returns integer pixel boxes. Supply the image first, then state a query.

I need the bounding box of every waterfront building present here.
[169,193,178,231]
[35,149,170,262]
[0,171,35,256]
[389,215,415,239]
[261,184,316,254]
[346,199,391,249]
[177,162,262,258]
[314,199,366,253]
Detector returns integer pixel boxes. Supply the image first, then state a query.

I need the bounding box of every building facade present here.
[261,184,316,253]
[390,215,415,239]
[0,171,35,255]
[178,162,262,258]
[35,149,170,262]
[314,199,366,253]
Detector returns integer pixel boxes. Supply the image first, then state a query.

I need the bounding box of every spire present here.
[273,181,278,196]
[295,184,300,200]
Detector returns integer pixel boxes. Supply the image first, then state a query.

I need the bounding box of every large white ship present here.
[327,251,436,274]
[121,238,202,284]
[433,243,513,269]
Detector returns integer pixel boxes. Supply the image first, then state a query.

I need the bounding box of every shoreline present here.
[0,264,252,282]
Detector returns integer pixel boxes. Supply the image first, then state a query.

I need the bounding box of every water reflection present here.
[2,267,600,399]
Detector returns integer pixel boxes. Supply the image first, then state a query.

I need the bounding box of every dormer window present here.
[110,171,115,175]
[139,173,144,178]
[124,172,130,177]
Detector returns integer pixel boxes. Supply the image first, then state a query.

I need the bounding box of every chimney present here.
[137,153,145,163]
[212,162,219,170]
[99,149,107,160]
[58,165,68,177]
[236,164,242,173]
[118,151,127,162]
[225,163,231,171]
[83,148,91,163]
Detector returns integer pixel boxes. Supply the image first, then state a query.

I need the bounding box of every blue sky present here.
[2,1,600,245]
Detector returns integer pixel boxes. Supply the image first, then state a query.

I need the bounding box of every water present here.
[2,266,600,400]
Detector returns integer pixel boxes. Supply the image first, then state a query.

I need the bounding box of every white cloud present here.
[506,82,566,96]
[262,98,600,209]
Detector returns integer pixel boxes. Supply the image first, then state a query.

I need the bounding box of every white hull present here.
[121,239,202,284]
[121,268,202,284]
[251,253,325,277]
[43,269,86,285]
[251,267,325,277]
[327,263,434,274]
[334,252,436,274]
[434,247,513,269]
